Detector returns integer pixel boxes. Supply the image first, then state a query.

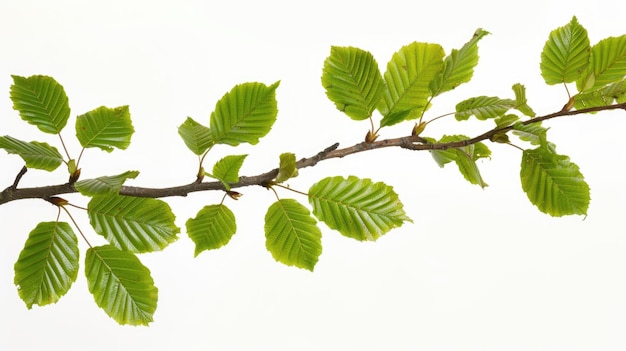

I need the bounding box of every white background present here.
[1,1,625,350]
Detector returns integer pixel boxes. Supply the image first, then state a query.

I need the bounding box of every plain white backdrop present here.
[1,1,625,350]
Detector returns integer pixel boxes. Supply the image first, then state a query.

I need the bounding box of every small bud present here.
[412,122,427,136]
[227,191,243,200]
[365,130,378,143]
[47,196,69,207]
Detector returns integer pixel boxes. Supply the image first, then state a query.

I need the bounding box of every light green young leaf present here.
[14,222,79,309]
[577,34,626,92]
[574,79,626,109]
[512,122,548,146]
[88,194,180,253]
[275,152,298,183]
[265,199,322,271]
[512,83,536,117]
[521,146,589,216]
[186,204,236,257]
[178,117,214,155]
[75,171,140,196]
[429,135,490,188]
[85,245,157,326]
[430,28,490,96]
[495,114,520,128]
[308,176,412,241]
[540,16,590,85]
[379,42,445,127]
[0,135,63,171]
[210,81,280,146]
[321,46,385,120]
[455,96,515,120]
[76,105,134,152]
[208,154,247,189]
[10,75,70,134]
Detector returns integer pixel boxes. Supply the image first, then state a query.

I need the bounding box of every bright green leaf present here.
[512,122,549,146]
[14,222,79,309]
[574,79,626,109]
[430,28,490,96]
[455,96,515,120]
[88,194,180,253]
[209,154,247,189]
[540,16,590,85]
[76,105,134,152]
[521,146,589,216]
[265,199,322,271]
[495,114,520,128]
[0,135,63,171]
[210,81,280,146]
[85,245,157,326]
[276,152,298,183]
[308,176,412,241]
[512,83,536,117]
[10,75,70,134]
[577,34,626,92]
[75,171,140,196]
[186,204,236,257]
[379,42,445,127]
[178,117,214,155]
[430,135,490,188]
[322,46,385,120]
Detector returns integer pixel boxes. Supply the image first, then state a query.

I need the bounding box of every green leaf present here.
[321,46,385,120]
[76,105,134,152]
[178,117,214,155]
[264,199,322,271]
[574,79,626,109]
[88,194,180,253]
[0,135,63,171]
[14,222,79,309]
[308,176,412,241]
[186,204,236,257]
[495,114,520,128]
[75,171,140,196]
[512,122,548,146]
[455,96,515,120]
[208,154,247,189]
[275,152,298,183]
[521,146,589,216]
[430,28,490,96]
[430,135,490,188]
[210,81,280,146]
[578,34,626,92]
[512,83,536,117]
[10,75,70,134]
[540,16,590,85]
[379,42,445,127]
[85,245,157,326]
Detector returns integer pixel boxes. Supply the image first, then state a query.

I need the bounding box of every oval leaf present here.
[308,176,412,241]
[178,117,214,155]
[0,135,63,171]
[10,75,70,134]
[455,96,515,120]
[88,194,180,253]
[521,146,590,216]
[75,170,140,196]
[14,222,79,309]
[322,46,385,120]
[265,199,322,271]
[76,105,134,152]
[540,16,590,85]
[210,81,280,146]
[429,135,490,188]
[186,204,237,257]
[85,245,157,326]
[275,152,298,183]
[209,154,247,189]
[578,34,626,92]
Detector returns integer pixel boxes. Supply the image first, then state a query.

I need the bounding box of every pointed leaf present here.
[75,171,140,196]
[85,245,157,326]
[540,16,590,85]
[430,28,490,96]
[512,122,548,146]
[308,176,412,241]
[495,114,520,128]
[10,75,70,134]
[14,222,79,309]
[210,81,280,146]
[76,105,134,152]
[265,199,322,271]
[512,83,536,117]
[578,34,626,92]
[0,135,63,171]
[186,204,236,257]
[574,79,626,109]
[178,117,214,155]
[275,152,298,183]
[322,46,385,120]
[379,42,445,127]
[209,154,247,189]
[88,194,180,253]
[430,135,490,188]
[455,96,515,120]
[521,146,589,216]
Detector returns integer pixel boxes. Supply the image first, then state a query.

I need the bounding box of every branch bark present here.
[1,102,625,205]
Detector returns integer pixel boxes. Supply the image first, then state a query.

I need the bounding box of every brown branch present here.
[1,102,625,205]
